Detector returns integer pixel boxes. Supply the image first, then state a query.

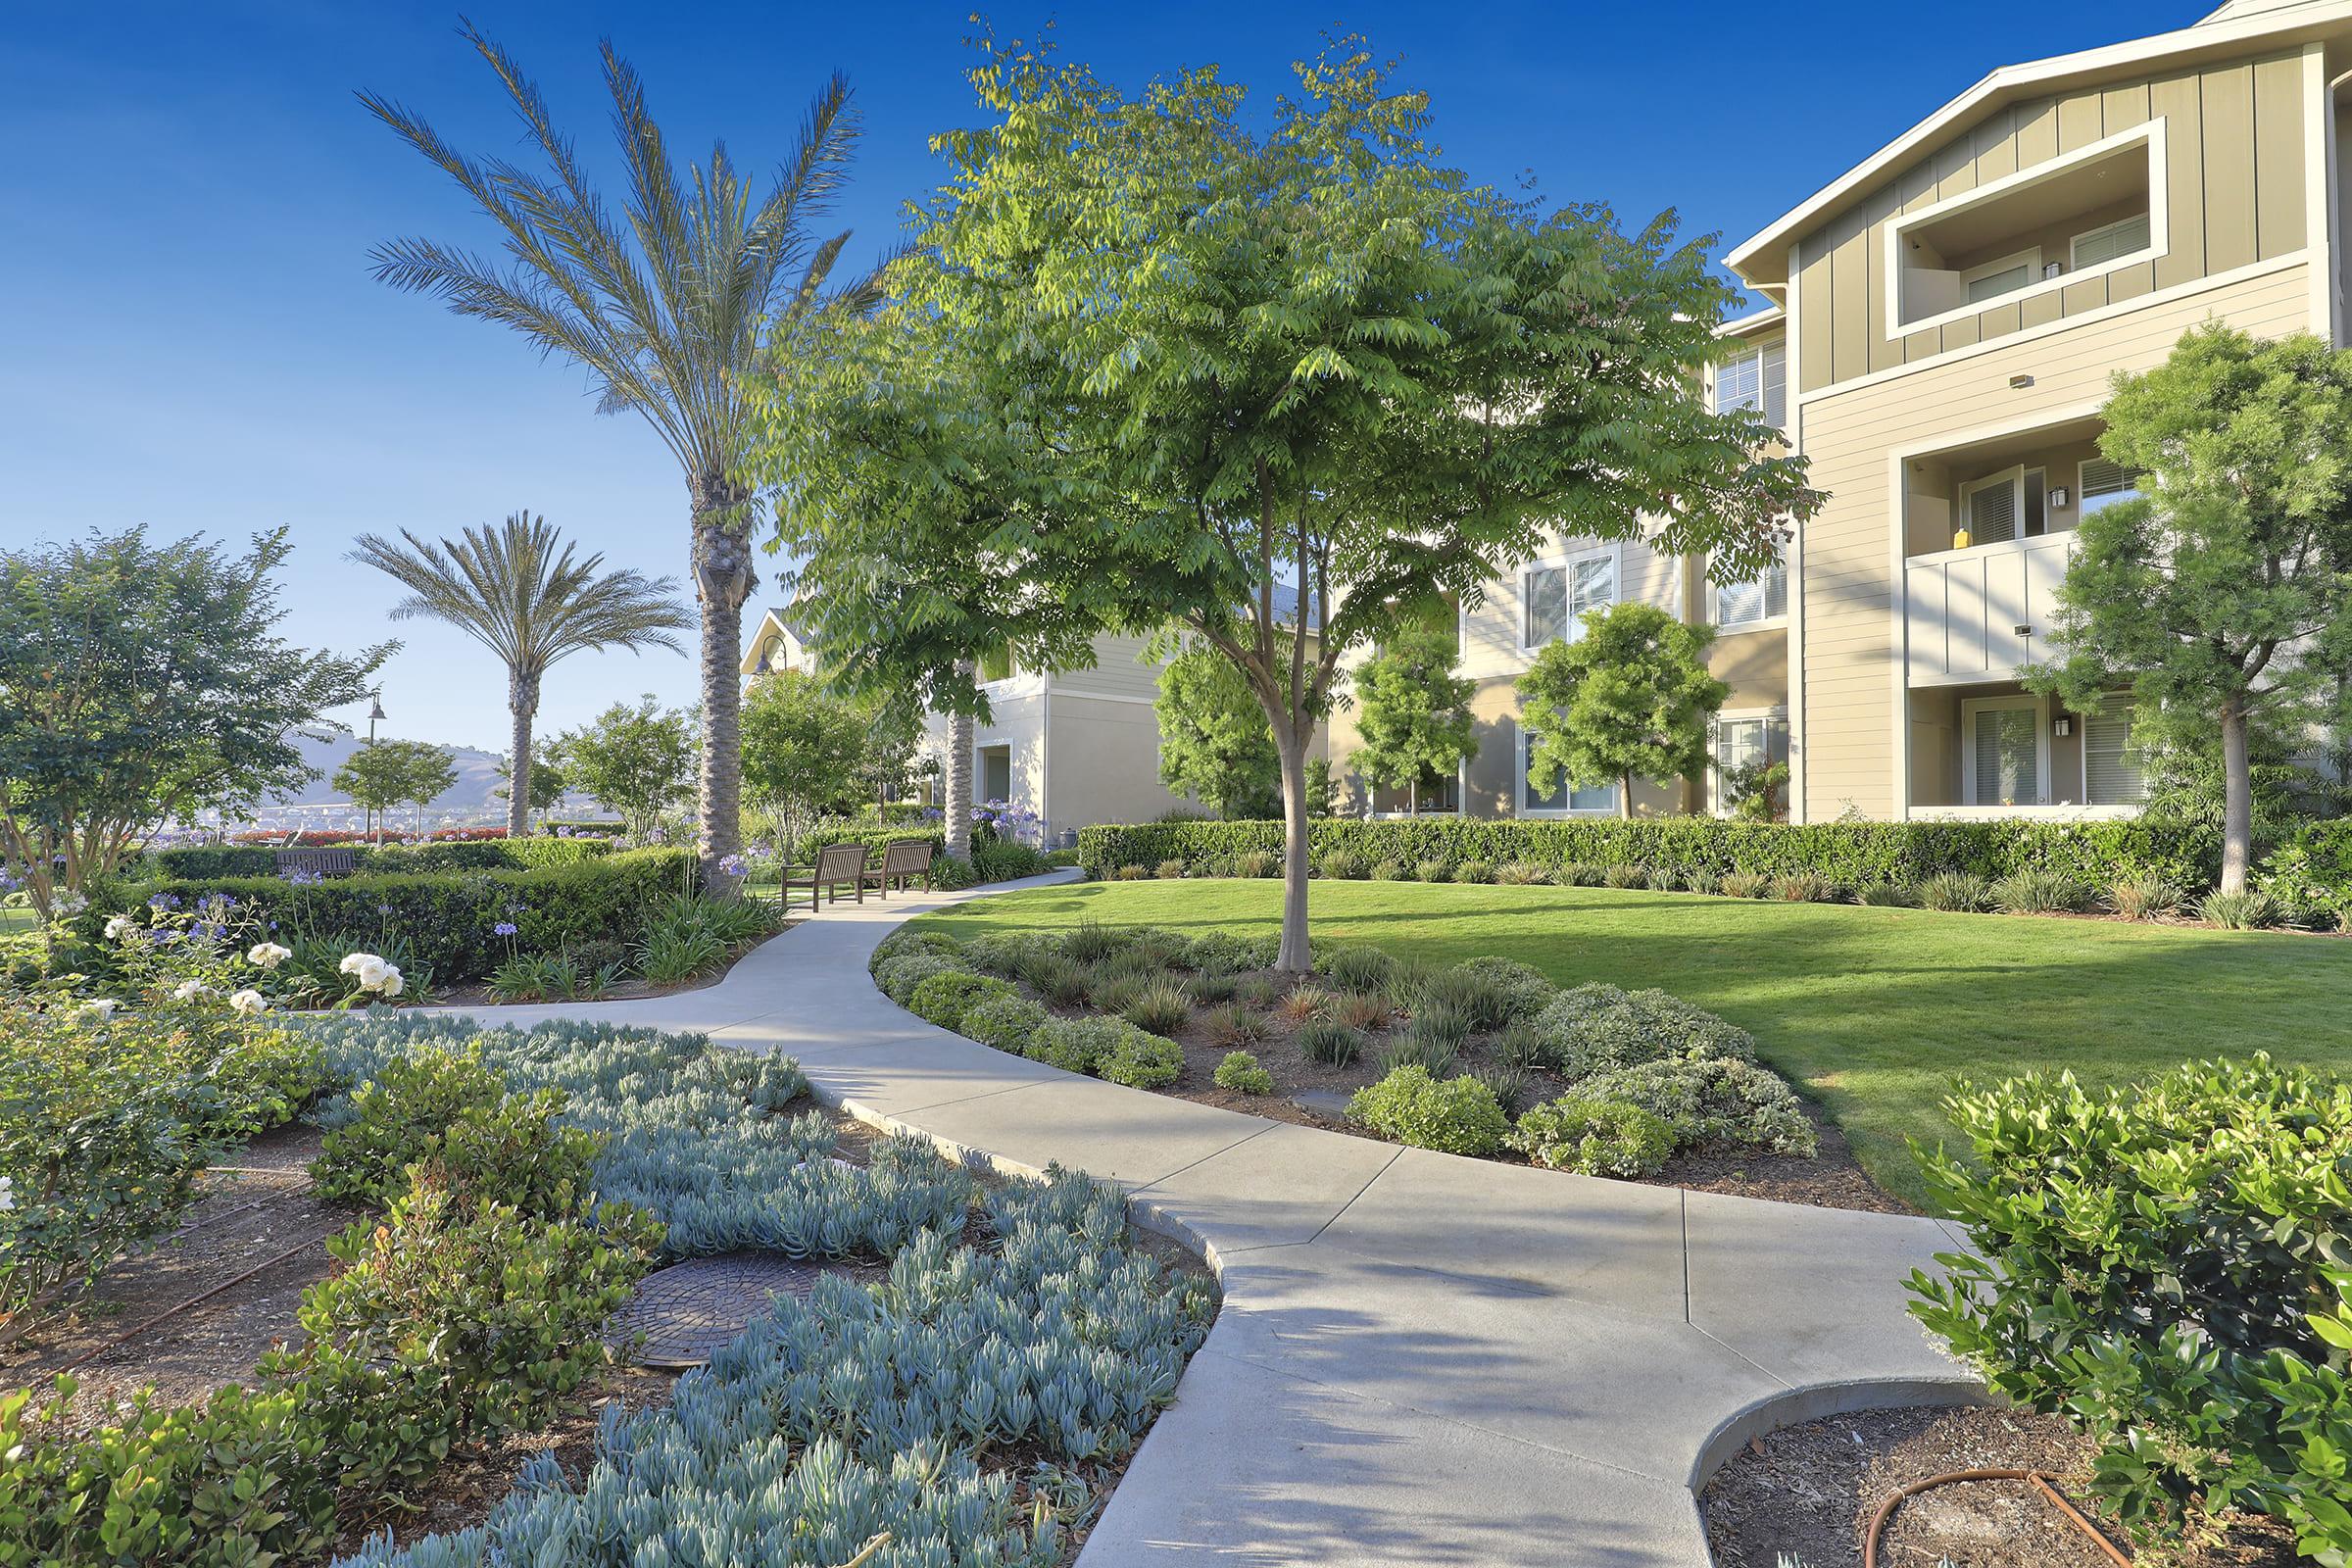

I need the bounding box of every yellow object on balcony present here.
[1951,526,1972,551]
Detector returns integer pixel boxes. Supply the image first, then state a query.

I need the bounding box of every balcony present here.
[1904,532,2076,687]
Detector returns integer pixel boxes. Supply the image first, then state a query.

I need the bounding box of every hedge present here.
[144,838,612,880]
[82,848,695,985]
[1078,817,2223,890]
[793,824,946,860]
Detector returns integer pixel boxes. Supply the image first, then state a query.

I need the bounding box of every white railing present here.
[1903,532,2078,688]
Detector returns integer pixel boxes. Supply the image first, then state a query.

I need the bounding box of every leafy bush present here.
[874,950,970,1004]
[907,969,1018,1033]
[1509,1096,1677,1177]
[1294,1017,1363,1066]
[1990,867,2088,915]
[1025,1015,1131,1076]
[1346,1066,1507,1156]
[2106,872,2185,920]
[1213,1051,1274,1095]
[2259,818,2352,926]
[960,991,1047,1052]
[311,1045,508,1206]
[1534,983,1758,1079]
[1101,1028,1184,1089]
[2196,888,2284,930]
[1572,1052,1818,1155]
[1907,1054,2352,1554]
[1918,870,1993,912]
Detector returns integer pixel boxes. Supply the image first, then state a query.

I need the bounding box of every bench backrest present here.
[882,839,934,874]
[814,842,870,883]
[275,847,358,875]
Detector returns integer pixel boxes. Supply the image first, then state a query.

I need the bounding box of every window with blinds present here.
[1965,261,2034,304]
[1964,474,2019,545]
[2071,214,2151,269]
[2079,459,2146,516]
[1970,707,2042,806]
[1714,341,1787,430]
[1522,553,1616,647]
[1717,552,1788,628]
[2083,699,2147,806]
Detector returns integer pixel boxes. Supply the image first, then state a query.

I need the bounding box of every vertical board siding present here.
[1793,52,2305,393]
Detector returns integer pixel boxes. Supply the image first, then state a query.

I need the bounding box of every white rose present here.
[227,989,268,1015]
[247,942,291,970]
[74,999,119,1024]
[0,1175,14,1212]
[375,966,404,999]
[338,952,377,977]
[171,980,212,1003]
[105,914,135,940]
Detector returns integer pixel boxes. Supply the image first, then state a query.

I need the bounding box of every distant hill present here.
[251,731,604,828]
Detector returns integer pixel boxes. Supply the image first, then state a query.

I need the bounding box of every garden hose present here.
[1862,1468,2131,1568]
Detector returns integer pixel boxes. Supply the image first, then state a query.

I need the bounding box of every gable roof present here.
[1724,0,2352,287]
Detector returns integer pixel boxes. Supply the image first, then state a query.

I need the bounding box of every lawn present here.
[914,879,2352,1207]
[0,905,34,933]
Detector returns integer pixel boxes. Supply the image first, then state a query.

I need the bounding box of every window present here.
[2079,458,2145,517]
[1715,550,1788,629]
[1522,549,1617,648]
[1517,724,1617,815]
[1711,713,1788,814]
[2082,697,2147,807]
[1714,340,1787,429]
[1961,698,2046,807]
[2071,214,2151,269]
[1961,250,2039,306]
[1955,466,2047,547]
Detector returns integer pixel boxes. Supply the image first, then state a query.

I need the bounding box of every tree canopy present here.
[1517,602,1726,819]
[1154,640,1285,819]
[333,739,458,834]
[740,667,923,824]
[2025,324,2352,890]
[754,35,1815,965]
[1348,620,1478,814]
[548,696,696,840]
[0,527,388,914]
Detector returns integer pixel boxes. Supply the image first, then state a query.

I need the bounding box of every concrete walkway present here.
[448,871,1981,1567]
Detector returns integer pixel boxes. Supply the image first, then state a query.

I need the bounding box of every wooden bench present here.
[274,847,359,877]
[861,838,936,899]
[779,842,871,913]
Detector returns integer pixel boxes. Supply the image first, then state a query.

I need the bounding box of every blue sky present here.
[2,1,2205,754]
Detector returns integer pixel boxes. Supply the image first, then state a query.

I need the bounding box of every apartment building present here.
[1728,0,2348,822]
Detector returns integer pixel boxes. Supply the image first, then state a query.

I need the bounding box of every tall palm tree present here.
[350,513,689,836]
[360,24,870,880]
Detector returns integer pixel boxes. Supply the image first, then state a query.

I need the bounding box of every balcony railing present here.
[1903,532,2077,688]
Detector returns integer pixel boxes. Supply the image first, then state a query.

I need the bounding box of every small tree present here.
[0,527,387,914]
[1517,603,1726,820]
[333,738,457,838]
[2026,324,2352,892]
[1349,621,1477,815]
[494,745,568,828]
[549,696,695,840]
[740,667,919,856]
[1155,641,1284,819]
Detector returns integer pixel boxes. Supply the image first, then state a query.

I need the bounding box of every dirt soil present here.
[1702,1403,2300,1568]
[1041,971,1908,1213]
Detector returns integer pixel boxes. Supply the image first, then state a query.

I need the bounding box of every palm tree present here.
[360,24,871,881]
[350,513,689,837]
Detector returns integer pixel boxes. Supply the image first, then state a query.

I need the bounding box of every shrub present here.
[959,930,1054,976]
[1122,979,1193,1035]
[1719,870,1770,899]
[1454,858,1496,884]
[1346,1066,1507,1156]
[1294,1018,1364,1066]
[1465,1063,1533,1115]
[1026,954,1094,1006]
[1643,865,1679,892]
[1376,1032,1458,1078]
[1400,961,1528,1031]
[1917,870,1993,912]
[1201,1003,1267,1048]
[1572,1052,1818,1155]
[960,992,1048,1053]
[1601,862,1647,889]
[1114,863,1149,880]
[1187,972,1239,1004]
[1494,860,1550,885]
[312,1045,508,1207]
[1101,1027,1184,1090]
[1061,921,1129,963]
[1533,983,1759,1080]
[1234,848,1281,878]
[1398,1001,1471,1050]
[1026,1015,1130,1076]
[907,969,1018,1033]
[870,926,958,968]
[1317,848,1368,880]
[1369,858,1410,882]
[1184,929,1276,975]
[1212,1051,1274,1095]
[1319,944,1396,992]
[2258,818,2352,927]
[1449,956,1555,1021]
[1329,991,1390,1031]
[1773,870,1838,903]
[971,841,1053,882]
[1414,858,1454,883]
[1276,982,1334,1023]
[1154,858,1187,879]
[1855,880,1913,906]
[874,950,969,1004]
[1908,1054,2352,1554]
[2196,888,2284,930]
[1684,868,1722,896]
[2106,872,2185,920]
[1509,1096,1676,1177]
[1990,867,2088,915]
[1558,861,1604,887]
[1489,1020,1549,1071]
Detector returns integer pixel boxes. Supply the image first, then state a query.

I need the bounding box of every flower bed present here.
[867,923,1893,1210]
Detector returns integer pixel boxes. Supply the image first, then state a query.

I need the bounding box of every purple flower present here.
[149,892,181,910]
[718,853,748,878]
[493,920,518,937]
[281,867,321,887]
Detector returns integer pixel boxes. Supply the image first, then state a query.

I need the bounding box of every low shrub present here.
[1855,880,1912,906]
[2106,872,2184,920]
[1061,921,1129,963]
[1773,870,1838,903]
[971,841,1053,882]
[907,969,1018,1033]
[2258,818,2352,927]
[1917,870,1992,912]
[1212,1051,1274,1095]
[1101,1028,1184,1090]
[1183,929,1276,974]
[1320,944,1396,993]
[1294,1017,1364,1066]
[1908,1054,2352,1555]
[1449,956,1556,1022]
[1601,862,1648,890]
[1719,870,1770,899]
[1121,978,1193,1035]
[311,1045,508,1207]
[2196,888,2284,930]
[959,991,1047,1052]
[1533,983,1759,1080]
[1509,1096,1677,1177]
[1572,1052,1818,1155]
[1347,1065,1508,1156]
[874,949,969,1004]
[1990,867,2088,915]
[1025,1015,1131,1076]
[1155,858,1187,879]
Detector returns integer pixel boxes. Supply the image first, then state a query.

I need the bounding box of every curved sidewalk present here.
[449,871,1980,1567]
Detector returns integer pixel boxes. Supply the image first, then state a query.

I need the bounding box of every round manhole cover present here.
[606,1251,865,1368]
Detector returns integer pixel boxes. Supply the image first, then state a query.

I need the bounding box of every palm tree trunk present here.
[947,661,975,860]
[691,479,755,889]
[507,670,538,839]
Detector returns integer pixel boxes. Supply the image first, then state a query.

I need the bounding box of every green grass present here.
[914,879,2352,1207]
[0,906,35,933]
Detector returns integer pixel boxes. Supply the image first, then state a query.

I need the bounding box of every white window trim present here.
[1958,246,2042,304]
[1707,707,1788,816]
[1513,720,1619,818]
[1709,338,1787,427]
[2070,213,2149,269]
[1709,552,1788,632]
[1883,119,2170,340]
[1958,694,2052,809]
[1517,541,1623,656]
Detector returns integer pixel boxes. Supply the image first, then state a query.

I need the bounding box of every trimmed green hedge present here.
[83,848,694,985]
[144,838,612,880]
[795,824,946,859]
[1077,817,2223,890]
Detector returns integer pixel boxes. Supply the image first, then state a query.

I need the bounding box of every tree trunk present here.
[1273,721,1313,972]
[690,478,756,890]
[1619,772,1634,821]
[947,660,975,860]
[2219,696,2253,894]
[506,670,538,839]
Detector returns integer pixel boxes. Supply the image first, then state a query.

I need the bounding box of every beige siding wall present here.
[1042,694,1190,830]
[1794,50,2311,393]
[1054,631,1163,703]
[1457,529,1682,682]
[1796,262,2313,820]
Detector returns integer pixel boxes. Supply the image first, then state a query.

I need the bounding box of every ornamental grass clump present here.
[1200,1003,1267,1048]
[1772,870,1838,903]
[2105,872,2185,920]
[1414,858,1454,883]
[1453,858,1496,884]
[1121,979,1193,1036]
[1719,870,1770,899]
[1319,944,1396,993]
[1601,862,1647,890]
[1347,1065,1507,1156]
[1276,983,1335,1023]
[1374,1030,1458,1079]
[1856,880,1913,906]
[1400,960,1534,1031]
[1917,870,1993,912]
[1330,991,1391,1031]
[1494,860,1550,886]
[2195,888,2284,930]
[1907,1054,2352,1560]
[1294,1017,1364,1067]
[1990,867,2088,915]
[1465,1063,1534,1115]
[1369,858,1410,882]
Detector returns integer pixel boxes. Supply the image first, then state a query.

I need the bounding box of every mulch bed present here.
[1039,972,1909,1213]
[1702,1403,2299,1568]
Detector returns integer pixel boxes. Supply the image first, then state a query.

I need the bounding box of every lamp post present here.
[367,692,387,844]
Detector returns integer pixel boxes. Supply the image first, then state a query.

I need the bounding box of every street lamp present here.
[367,692,387,842]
